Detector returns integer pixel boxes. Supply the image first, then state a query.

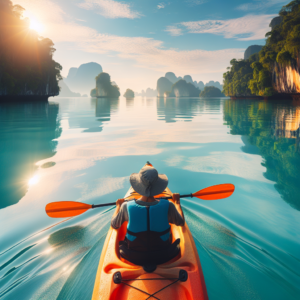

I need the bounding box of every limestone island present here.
[200,86,225,97]
[123,89,135,98]
[90,72,120,98]
[0,1,61,102]
[223,1,300,102]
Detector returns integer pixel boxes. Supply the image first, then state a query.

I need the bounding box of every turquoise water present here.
[0,97,299,299]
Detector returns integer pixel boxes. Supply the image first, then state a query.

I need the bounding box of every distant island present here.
[124,89,135,98]
[58,80,81,97]
[90,72,120,98]
[156,72,223,97]
[135,88,158,97]
[64,62,103,95]
[0,0,61,101]
[223,0,300,101]
[200,86,225,97]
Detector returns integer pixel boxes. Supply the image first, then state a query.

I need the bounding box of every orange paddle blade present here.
[45,201,92,218]
[193,184,235,200]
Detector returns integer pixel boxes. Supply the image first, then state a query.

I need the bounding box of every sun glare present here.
[29,18,44,33]
[28,175,39,186]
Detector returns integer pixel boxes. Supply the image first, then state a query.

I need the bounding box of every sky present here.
[13,0,290,93]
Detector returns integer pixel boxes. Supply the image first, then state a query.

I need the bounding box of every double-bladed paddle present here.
[45,183,235,218]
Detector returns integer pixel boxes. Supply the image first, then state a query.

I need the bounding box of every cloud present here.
[165,25,183,36]
[157,3,165,9]
[186,0,208,6]
[237,0,287,11]
[167,14,276,41]
[165,152,271,183]
[14,0,244,85]
[78,0,142,19]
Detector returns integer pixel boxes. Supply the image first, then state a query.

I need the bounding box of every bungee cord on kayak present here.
[113,269,188,300]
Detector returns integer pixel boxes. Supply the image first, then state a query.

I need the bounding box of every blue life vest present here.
[125,200,171,252]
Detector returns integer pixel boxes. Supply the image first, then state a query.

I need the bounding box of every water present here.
[0,97,299,300]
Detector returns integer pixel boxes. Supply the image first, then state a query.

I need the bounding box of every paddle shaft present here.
[91,193,193,208]
[92,202,118,208]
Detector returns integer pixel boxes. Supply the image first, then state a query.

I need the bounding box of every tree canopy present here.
[94,72,120,98]
[0,0,62,97]
[223,54,259,96]
[200,86,225,97]
[223,0,300,97]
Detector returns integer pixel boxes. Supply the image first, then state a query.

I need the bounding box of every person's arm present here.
[172,193,185,225]
[168,193,185,226]
[111,198,126,229]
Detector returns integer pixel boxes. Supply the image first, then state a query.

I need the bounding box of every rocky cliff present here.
[64,62,103,95]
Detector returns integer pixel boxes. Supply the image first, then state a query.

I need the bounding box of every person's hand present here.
[172,193,180,205]
[116,198,125,207]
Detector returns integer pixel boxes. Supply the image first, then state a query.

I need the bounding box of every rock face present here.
[66,68,78,80]
[197,81,205,90]
[244,45,263,60]
[205,81,223,90]
[172,80,200,97]
[95,72,120,98]
[270,16,283,30]
[183,75,193,84]
[165,72,178,83]
[200,86,225,97]
[90,88,97,97]
[157,77,173,97]
[58,80,81,97]
[64,62,103,95]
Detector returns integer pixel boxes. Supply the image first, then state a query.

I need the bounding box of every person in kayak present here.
[111,164,185,266]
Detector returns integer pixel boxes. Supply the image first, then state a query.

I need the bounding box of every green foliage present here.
[200,86,225,97]
[0,0,61,97]
[123,89,135,98]
[171,79,200,97]
[223,54,259,96]
[95,72,120,98]
[223,0,300,96]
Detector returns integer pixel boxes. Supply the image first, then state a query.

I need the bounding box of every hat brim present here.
[130,173,168,197]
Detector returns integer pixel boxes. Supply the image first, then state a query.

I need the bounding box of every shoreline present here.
[0,95,52,102]
[230,93,300,101]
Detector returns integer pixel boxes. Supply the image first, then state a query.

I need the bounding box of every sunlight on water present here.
[0,97,299,300]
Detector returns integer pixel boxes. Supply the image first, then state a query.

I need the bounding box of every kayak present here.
[92,167,209,300]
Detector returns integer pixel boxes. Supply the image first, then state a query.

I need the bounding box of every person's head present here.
[130,165,168,197]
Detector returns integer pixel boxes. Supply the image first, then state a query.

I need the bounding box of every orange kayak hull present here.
[92,186,209,300]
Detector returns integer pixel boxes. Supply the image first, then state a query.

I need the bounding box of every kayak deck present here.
[92,186,208,300]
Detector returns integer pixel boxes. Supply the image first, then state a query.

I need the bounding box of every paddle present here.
[45,184,234,218]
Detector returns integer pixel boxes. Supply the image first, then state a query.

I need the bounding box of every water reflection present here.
[65,98,119,133]
[156,98,221,123]
[0,102,61,209]
[224,99,300,210]
[125,98,134,107]
[157,98,202,122]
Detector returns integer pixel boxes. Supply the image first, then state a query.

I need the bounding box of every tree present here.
[200,86,225,97]
[0,0,62,98]
[223,0,300,96]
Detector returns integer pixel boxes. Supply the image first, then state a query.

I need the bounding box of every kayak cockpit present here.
[116,222,182,268]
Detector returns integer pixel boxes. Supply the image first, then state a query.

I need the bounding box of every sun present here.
[29,18,44,34]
